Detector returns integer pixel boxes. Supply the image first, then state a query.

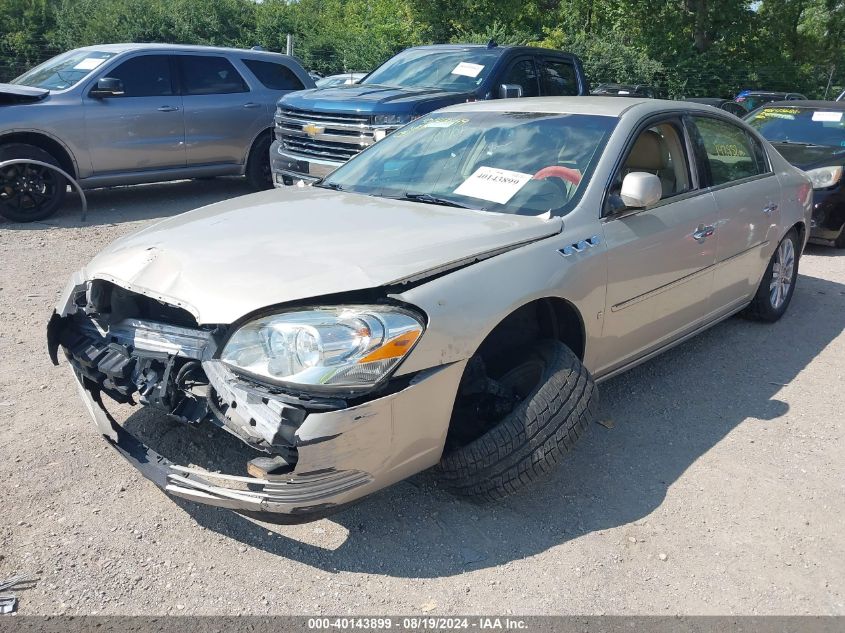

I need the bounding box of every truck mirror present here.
[499,84,523,99]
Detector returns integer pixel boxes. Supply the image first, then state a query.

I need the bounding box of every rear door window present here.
[100,55,173,97]
[538,59,578,96]
[178,56,248,95]
[242,59,304,91]
[692,116,769,186]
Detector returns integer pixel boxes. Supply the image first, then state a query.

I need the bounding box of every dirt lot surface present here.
[1,179,843,615]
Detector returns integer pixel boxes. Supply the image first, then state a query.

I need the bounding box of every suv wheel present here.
[245,133,273,190]
[0,143,68,222]
[438,340,598,502]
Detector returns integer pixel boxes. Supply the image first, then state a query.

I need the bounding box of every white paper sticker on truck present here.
[451,62,484,78]
[73,57,107,71]
[453,166,532,204]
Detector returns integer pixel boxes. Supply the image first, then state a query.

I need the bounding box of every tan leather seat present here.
[623,130,676,196]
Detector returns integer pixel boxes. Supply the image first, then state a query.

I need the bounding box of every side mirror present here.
[620,172,662,208]
[90,77,124,98]
[499,83,523,99]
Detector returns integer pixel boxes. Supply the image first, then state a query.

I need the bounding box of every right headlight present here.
[805,165,843,190]
[219,305,424,392]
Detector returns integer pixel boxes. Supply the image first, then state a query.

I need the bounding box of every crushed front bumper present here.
[49,294,464,523]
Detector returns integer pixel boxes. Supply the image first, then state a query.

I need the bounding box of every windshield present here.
[746,106,845,148]
[12,50,117,90]
[320,111,616,216]
[361,48,502,92]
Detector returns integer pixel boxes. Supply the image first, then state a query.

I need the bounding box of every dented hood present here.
[84,187,562,324]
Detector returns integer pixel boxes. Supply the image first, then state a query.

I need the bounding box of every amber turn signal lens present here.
[358,329,421,363]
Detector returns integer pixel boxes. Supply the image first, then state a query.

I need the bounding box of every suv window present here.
[538,59,578,96]
[100,55,173,97]
[693,116,767,186]
[500,59,539,97]
[242,59,304,91]
[178,55,248,95]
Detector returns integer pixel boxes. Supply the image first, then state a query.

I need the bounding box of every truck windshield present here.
[746,106,845,148]
[320,111,616,216]
[12,50,117,91]
[361,48,502,92]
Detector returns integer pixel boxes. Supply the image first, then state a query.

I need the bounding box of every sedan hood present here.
[0,83,49,105]
[771,142,845,170]
[281,85,471,114]
[84,188,562,324]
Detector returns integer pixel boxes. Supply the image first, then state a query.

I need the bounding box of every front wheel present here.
[0,143,67,222]
[742,229,800,322]
[438,340,598,502]
[245,133,273,190]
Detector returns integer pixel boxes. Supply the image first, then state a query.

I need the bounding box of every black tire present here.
[438,340,598,502]
[835,225,845,249]
[245,132,273,190]
[0,143,67,222]
[742,229,800,322]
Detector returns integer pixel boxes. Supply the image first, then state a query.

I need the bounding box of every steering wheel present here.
[532,165,582,186]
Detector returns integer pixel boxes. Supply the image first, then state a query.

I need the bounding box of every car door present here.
[83,54,185,174]
[689,115,781,311]
[598,117,719,374]
[176,54,268,166]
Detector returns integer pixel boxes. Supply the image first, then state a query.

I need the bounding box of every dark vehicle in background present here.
[316,72,367,88]
[270,43,590,185]
[683,97,746,117]
[735,91,807,112]
[746,101,845,247]
[0,44,314,222]
[592,83,659,98]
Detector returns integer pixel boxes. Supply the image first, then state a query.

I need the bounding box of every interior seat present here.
[623,130,677,196]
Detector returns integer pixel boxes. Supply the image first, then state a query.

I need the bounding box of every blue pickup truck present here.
[270,43,590,185]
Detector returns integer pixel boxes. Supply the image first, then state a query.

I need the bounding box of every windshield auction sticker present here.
[812,111,843,122]
[451,62,485,77]
[73,57,107,71]
[454,166,532,204]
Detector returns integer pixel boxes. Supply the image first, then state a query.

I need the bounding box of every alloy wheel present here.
[769,238,795,310]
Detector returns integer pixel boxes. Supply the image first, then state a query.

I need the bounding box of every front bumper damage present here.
[48,279,463,523]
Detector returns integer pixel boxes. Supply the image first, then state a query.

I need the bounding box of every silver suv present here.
[0,43,314,222]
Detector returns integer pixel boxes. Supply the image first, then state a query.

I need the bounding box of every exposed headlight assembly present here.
[220,306,424,392]
[805,165,843,190]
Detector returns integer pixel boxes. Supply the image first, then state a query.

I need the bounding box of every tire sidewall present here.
[759,230,800,320]
[246,133,273,190]
[0,144,67,222]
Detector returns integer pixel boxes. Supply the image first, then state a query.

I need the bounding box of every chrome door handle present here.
[243,102,261,109]
[763,203,778,215]
[157,105,179,112]
[692,224,715,243]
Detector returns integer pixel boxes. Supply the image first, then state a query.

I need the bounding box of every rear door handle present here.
[157,105,179,112]
[763,203,778,215]
[243,102,261,109]
[692,224,715,243]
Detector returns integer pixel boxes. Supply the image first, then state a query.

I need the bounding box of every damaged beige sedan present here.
[48,98,812,522]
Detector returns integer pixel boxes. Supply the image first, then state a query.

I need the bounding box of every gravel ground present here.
[1,179,843,616]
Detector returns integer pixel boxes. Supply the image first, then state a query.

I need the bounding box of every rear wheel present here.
[742,229,799,322]
[438,340,598,502]
[245,133,273,190]
[0,143,67,222]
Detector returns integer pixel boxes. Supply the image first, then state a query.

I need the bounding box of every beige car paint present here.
[52,97,813,519]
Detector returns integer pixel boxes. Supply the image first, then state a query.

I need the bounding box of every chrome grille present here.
[275,107,376,163]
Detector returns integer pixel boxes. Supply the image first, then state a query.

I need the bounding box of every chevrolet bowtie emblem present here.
[302,123,325,137]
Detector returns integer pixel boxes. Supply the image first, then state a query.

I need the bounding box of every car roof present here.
[75,42,295,59]
[759,100,845,111]
[406,44,575,56]
[439,96,718,118]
